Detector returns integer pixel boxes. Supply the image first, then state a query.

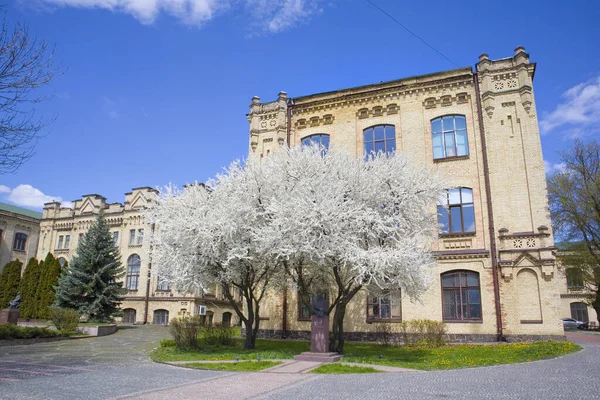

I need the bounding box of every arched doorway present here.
[222,312,232,327]
[153,309,169,325]
[122,308,136,324]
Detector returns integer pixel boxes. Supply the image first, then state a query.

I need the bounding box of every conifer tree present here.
[36,253,61,319]
[0,260,23,309]
[55,213,126,322]
[19,257,41,318]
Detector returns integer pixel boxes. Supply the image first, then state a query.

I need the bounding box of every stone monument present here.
[293,293,341,363]
[0,293,21,325]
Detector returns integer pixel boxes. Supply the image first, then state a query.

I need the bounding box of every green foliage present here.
[169,316,204,350]
[202,323,236,346]
[184,361,281,372]
[160,339,176,347]
[50,307,79,333]
[0,324,61,340]
[54,213,126,322]
[0,260,23,309]
[311,364,380,374]
[19,258,42,318]
[36,253,62,320]
[398,319,447,347]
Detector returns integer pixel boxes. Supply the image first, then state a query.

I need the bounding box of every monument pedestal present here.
[0,309,20,325]
[293,315,341,363]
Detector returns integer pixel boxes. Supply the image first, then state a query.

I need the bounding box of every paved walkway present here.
[0,327,599,399]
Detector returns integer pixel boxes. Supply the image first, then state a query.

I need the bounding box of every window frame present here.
[566,268,584,289]
[156,276,171,292]
[431,115,469,160]
[441,270,482,322]
[570,302,589,323]
[57,235,64,250]
[64,235,70,250]
[366,289,402,323]
[136,229,144,245]
[126,254,141,291]
[363,125,396,158]
[13,232,27,251]
[113,231,119,247]
[301,134,330,150]
[437,187,476,235]
[129,229,136,246]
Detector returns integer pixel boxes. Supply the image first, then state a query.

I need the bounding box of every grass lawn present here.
[182,361,281,372]
[152,338,580,370]
[311,364,380,374]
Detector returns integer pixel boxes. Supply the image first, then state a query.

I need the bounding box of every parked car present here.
[562,318,588,330]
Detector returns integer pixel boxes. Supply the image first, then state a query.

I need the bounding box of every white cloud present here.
[29,0,327,32]
[540,75,600,136]
[544,160,567,174]
[1,184,71,208]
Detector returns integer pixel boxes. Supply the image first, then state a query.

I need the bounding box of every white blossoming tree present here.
[147,145,442,352]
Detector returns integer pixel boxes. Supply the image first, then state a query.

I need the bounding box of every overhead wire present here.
[365,0,460,68]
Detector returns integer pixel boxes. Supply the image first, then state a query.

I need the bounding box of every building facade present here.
[0,202,41,271]
[246,47,565,341]
[38,187,240,326]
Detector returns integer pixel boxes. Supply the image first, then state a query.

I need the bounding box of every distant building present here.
[246,47,565,341]
[0,202,41,271]
[38,188,240,326]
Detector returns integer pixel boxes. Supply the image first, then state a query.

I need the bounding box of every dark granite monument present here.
[0,293,21,325]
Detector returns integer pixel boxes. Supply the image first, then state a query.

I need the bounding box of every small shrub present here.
[375,323,395,347]
[399,319,447,347]
[160,339,176,348]
[170,316,203,350]
[50,307,79,333]
[202,323,235,346]
[0,324,60,340]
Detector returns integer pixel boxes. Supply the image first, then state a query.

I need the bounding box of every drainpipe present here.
[143,222,156,324]
[281,98,293,338]
[473,72,504,341]
[286,98,294,147]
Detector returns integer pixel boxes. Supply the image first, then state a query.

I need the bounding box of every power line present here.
[365,0,459,68]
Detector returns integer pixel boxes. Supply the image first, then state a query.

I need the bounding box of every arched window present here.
[437,187,475,234]
[364,125,396,158]
[570,302,589,323]
[123,308,136,324]
[153,309,169,325]
[432,115,468,159]
[58,257,67,267]
[222,312,232,327]
[301,134,330,149]
[441,270,481,321]
[13,232,27,251]
[126,254,141,291]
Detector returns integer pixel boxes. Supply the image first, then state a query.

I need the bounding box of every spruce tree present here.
[0,260,23,309]
[55,213,126,322]
[19,257,41,318]
[36,253,62,320]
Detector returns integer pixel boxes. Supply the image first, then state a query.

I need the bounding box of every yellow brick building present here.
[38,188,240,326]
[246,47,565,341]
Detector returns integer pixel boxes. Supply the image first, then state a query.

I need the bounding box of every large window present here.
[438,187,475,234]
[129,229,136,246]
[153,309,169,325]
[13,233,27,251]
[64,235,70,249]
[364,125,396,158]
[432,115,468,159]
[126,254,141,291]
[57,235,64,249]
[367,290,401,321]
[157,277,171,291]
[570,302,589,323]
[441,270,482,321]
[301,134,330,150]
[566,268,584,289]
[137,229,144,245]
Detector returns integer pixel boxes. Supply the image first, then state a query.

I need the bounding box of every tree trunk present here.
[329,302,347,353]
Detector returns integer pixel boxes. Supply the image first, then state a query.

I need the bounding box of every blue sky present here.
[1,0,599,209]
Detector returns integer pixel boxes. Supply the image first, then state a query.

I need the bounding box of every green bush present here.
[0,324,60,340]
[160,339,176,347]
[202,323,235,346]
[50,307,79,333]
[399,319,447,347]
[169,316,204,350]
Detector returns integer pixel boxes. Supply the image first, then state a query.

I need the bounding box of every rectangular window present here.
[79,233,84,243]
[113,232,119,247]
[13,233,27,251]
[129,230,136,245]
[137,229,144,245]
[441,271,482,321]
[157,277,171,291]
[64,235,70,249]
[367,290,401,321]
[566,269,584,289]
[57,236,64,249]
